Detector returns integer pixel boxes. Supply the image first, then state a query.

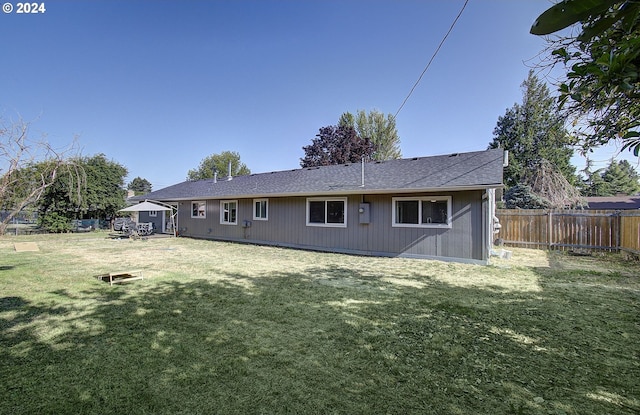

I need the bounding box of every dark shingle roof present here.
[136,148,504,201]
[585,196,640,210]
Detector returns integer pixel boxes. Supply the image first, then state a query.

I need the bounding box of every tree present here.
[187,151,250,181]
[489,70,577,188]
[583,159,640,195]
[127,177,152,196]
[39,154,128,227]
[300,125,375,168]
[338,110,402,160]
[531,0,640,155]
[504,183,551,209]
[0,117,80,236]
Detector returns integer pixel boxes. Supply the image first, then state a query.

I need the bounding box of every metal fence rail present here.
[496,209,640,254]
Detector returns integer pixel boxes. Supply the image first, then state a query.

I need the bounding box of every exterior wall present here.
[138,211,163,233]
[175,190,487,263]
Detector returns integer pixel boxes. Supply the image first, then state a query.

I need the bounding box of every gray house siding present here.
[138,211,163,232]
[176,190,487,263]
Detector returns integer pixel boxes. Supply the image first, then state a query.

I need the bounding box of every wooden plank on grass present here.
[14,242,39,252]
[108,270,143,285]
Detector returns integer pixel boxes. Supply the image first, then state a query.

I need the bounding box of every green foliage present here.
[504,183,551,209]
[187,151,250,181]
[39,153,128,222]
[583,159,640,195]
[127,177,152,195]
[489,71,577,188]
[37,211,72,233]
[531,0,640,156]
[300,125,375,167]
[339,110,402,160]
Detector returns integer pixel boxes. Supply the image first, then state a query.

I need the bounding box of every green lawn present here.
[1,233,638,414]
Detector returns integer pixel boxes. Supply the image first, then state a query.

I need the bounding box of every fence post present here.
[548,210,552,250]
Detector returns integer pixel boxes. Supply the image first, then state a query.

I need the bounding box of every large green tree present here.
[39,154,128,227]
[0,117,80,235]
[489,71,577,188]
[583,159,640,195]
[127,177,152,196]
[531,0,640,155]
[338,110,402,160]
[187,151,250,181]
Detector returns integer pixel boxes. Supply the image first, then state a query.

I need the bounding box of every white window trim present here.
[253,198,268,221]
[306,197,347,228]
[392,196,452,228]
[149,210,157,217]
[191,201,206,219]
[220,200,238,225]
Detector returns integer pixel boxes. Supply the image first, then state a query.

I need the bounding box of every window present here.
[253,199,268,220]
[149,210,157,217]
[220,200,237,225]
[191,201,206,218]
[306,198,347,227]
[392,196,451,228]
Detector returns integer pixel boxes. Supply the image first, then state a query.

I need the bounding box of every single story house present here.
[132,148,505,264]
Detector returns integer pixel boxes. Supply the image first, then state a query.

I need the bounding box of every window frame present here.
[253,198,268,221]
[306,197,347,228]
[149,210,157,217]
[191,201,206,218]
[220,200,238,225]
[391,196,452,228]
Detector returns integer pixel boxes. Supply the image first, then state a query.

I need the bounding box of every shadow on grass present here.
[1,263,639,415]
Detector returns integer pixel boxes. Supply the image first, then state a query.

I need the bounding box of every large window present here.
[191,201,206,218]
[220,200,237,225]
[392,196,451,228]
[253,199,268,220]
[306,198,347,227]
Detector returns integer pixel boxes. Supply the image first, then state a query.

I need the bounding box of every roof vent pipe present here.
[360,157,365,187]
[227,160,233,181]
[213,169,218,184]
[503,150,509,167]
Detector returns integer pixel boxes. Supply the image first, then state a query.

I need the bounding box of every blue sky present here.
[1,0,634,190]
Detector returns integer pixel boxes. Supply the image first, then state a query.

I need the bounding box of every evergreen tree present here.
[127,177,152,195]
[489,71,577,188]
[582,160,640,196]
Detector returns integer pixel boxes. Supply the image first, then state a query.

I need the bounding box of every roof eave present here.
[152,184,503,201]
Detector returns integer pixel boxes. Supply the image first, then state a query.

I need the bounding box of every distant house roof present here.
[585,195,640,210]
[136,148,505,201]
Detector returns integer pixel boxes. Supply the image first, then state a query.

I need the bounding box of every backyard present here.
[0,233,638,414]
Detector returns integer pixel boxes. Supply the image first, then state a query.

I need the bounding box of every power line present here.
[394,0,470,119]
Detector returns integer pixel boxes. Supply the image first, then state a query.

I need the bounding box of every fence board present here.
[496,209,638,252]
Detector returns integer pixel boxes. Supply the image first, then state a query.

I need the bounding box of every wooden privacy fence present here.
[496,209,640,254]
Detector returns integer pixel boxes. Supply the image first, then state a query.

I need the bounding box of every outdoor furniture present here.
[105,270,144,285]
[137,222,153,235]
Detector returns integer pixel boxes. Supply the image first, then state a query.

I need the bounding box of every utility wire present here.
[394,0,470,119]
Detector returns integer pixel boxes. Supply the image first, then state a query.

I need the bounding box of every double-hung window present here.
[253,199,268,220]
[191,201,206,218]
[392,196,451,228]
[220,200,237,225]
[306,197,347,227]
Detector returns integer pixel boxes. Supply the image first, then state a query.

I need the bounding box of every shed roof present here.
[135,148,505,201]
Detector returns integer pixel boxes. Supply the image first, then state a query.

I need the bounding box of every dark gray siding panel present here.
[175,191,488,262]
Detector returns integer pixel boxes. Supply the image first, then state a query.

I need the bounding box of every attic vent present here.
[449,153,459,157]
[411,157,419,161]
[375,161,382,164]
